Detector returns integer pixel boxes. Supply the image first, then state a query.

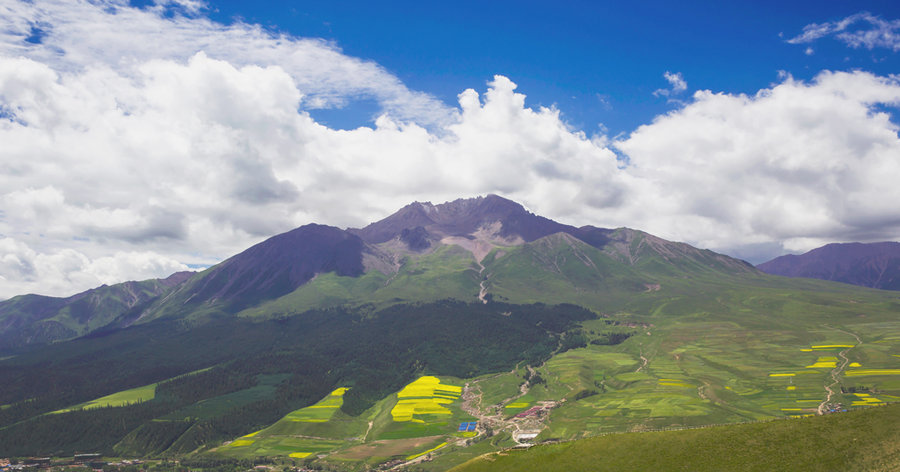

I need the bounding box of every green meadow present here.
[52,383,157,413]
[449,403,900,472]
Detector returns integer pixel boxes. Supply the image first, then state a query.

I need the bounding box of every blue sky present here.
[201,0,900,134]
[2,0,900,297]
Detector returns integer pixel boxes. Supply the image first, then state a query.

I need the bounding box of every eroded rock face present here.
[351,194,578,245]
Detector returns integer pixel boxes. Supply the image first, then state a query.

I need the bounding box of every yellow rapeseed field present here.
[391,376,462,422]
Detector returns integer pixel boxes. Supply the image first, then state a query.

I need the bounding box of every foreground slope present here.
[450,403,900,472]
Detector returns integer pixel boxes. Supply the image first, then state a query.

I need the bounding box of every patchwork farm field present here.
[533,319,900,441]
[206,289,900,471]
[211,376,480,468]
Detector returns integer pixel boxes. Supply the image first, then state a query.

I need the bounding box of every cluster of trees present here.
[0,300,595,457]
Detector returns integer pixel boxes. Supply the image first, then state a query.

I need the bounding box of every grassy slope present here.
[53,383,158,413]
[238,244,481,317]
[450,403,900,472]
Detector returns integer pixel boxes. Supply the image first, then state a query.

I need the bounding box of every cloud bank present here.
[2,1,900,298]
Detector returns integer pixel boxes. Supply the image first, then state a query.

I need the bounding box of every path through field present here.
[636,351,649,373]
[818,327,862,415]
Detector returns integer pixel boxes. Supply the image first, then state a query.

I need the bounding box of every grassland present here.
[449,403,900,472]
[52,383,157,413]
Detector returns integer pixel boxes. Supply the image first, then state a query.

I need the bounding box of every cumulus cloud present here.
[0,0,453,125]
[0,50,626,298]
[787,12,900,51]
[0,237,190,299]
[615,70,900,257]
[2,0,900,299]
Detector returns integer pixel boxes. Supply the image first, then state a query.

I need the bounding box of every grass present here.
[51,383,157,413]
[450,403,900,472]
[238,244,483,317]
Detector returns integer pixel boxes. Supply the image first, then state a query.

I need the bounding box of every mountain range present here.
[758,241,900,290]
[1,195,898,471]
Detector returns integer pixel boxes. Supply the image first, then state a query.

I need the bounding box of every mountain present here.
[178,224,366,312]
[758,241,900,290]
[0,271,192,350]
[5,195,898,469]
[0,195,759,348]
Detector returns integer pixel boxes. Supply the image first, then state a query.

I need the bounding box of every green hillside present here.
[449,403,900,472]
[0,273,192,349]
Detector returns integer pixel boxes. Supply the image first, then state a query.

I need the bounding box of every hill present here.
[758,242,900,290]
[0,271,193,350]
[449,403,900,472]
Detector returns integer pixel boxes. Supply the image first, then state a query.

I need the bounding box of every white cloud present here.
[0,0,453,126]
[787,12,900,51]
[0,237,189,299]
[653,71,687,99]
[615,70,900,258]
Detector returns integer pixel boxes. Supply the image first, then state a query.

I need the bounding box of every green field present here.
[214,387,358,459]
[211,375,481,468]
[52,383,158,413]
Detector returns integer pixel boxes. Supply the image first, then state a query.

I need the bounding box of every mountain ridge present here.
[758,241,900,290]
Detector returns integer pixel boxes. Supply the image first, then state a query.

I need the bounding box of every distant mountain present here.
[0,271,193,350]
[757,242,900,290]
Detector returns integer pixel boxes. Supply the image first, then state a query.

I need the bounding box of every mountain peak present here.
[350,195,569,245]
